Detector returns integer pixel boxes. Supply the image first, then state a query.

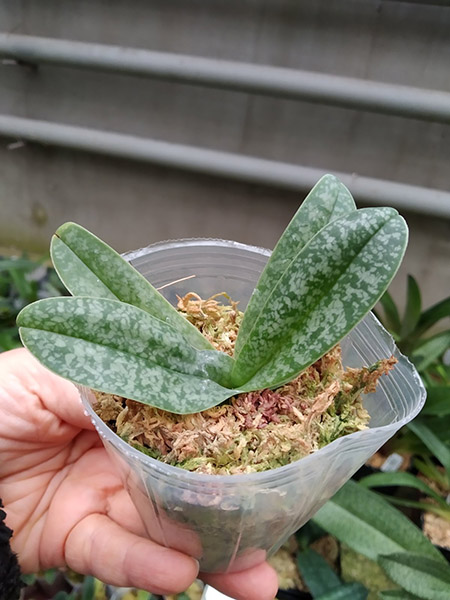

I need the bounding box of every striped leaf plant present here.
[17,175,408,415]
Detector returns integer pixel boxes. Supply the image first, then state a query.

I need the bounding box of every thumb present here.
[65,514,199,594]
[0,348,94,431]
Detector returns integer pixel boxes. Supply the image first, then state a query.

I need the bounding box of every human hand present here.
[0,348,278,599]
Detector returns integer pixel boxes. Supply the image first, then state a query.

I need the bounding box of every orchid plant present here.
[17,175,408,414]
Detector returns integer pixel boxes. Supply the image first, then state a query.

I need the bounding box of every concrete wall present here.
[0,0,449,308]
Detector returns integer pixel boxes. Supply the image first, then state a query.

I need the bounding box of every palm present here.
[0,349,278,600]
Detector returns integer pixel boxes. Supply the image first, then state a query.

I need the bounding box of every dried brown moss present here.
[95,293,396,475]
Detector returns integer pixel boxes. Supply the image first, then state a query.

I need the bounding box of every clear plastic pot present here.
[78,239,425,574]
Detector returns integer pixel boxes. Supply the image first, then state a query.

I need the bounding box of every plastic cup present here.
[78,239,425,573]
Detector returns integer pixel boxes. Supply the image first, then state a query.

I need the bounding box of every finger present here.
[0,348,94,431]
[104,486,148,539]
[202,562,279,600]
[65,513,199,594]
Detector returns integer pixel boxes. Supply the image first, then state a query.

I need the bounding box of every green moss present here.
[340,544,398,597]
[128,441,162,461]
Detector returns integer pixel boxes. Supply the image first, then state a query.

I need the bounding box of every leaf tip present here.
[55,221,88,242]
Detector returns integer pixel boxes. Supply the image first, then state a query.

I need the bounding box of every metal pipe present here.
[384,0,450,5]
[1,34,450,124]
[0,114,449,219]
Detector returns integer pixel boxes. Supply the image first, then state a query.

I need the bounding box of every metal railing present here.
[1,114,449,218]
[1,33,449,218]
[1,34,450,124]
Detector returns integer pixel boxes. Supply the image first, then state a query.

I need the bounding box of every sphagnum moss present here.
[94,293,396,475]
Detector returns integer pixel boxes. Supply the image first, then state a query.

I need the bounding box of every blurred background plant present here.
[2,255,450,599]
[0,254,66,352]
[21,570,163,600]
[373,278,450,513]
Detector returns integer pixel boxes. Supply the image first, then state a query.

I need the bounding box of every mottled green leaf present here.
[312,481,446,564]
[51,223,212,350]
[236,174,356,354]
[17,297,238,414]
[15,176,412,416]
[232,208,408,389]
[400,275,421,339]
[296,549,341,597]
[378,553,450,600]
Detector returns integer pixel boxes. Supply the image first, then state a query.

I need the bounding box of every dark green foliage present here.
[315,583,368,599]
[376,276,450,362]
[296,549,341,596]
[312,481,450,599]
[312,481,445,563]
[378,553,450,600]
[377,276,450,490]
[359,471,450,521]
[0,254,66,352]
[379,591,422,599]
